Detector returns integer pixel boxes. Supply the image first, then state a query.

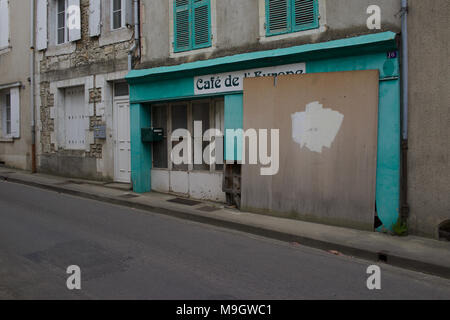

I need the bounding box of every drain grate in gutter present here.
[119,193,140,199]
[168,198,201,206]
[198,206,220,212]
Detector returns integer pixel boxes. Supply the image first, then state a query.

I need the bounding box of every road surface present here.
[1,180,450,299]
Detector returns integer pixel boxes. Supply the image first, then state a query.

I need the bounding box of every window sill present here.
[170,45,215,59]
[46,42,76,57]
[0,137,14,143]
[99,27,133,47]
[0,46,11,56]
[259,25,326,43]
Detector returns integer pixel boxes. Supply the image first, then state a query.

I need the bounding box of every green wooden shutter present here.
[174,0,191,52]
[292,0,319,32]
[192,0,211,49]
[266,0,290,36]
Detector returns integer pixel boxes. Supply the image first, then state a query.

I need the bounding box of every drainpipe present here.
[400,0,409,222]
[30,0,37,173]
[128,0,140,71]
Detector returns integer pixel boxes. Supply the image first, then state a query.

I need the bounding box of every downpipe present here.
[128,0,140,71]
[30,0,36,173]
[400,0,409,222]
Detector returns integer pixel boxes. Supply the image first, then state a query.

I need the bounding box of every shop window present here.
[174,0,212,52]
[151,98,224,172]
[171,103,189,171]
[192,101,210,171]
[152,105,168,169]
[265,0,319,36]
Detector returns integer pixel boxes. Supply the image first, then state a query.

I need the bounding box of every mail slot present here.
[141,127,164,142]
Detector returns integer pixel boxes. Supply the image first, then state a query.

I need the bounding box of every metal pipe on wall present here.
[128,0,140,71]
[30,0,36,173]
[400,0,409,222]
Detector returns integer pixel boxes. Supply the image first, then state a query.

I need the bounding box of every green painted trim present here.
[376,79,401,231]
[130,103,152,193]
[130,77,194,104]
[224,94,244,161]
[174,0,212,53]
[127,32,397,84]
[265,0,319,36]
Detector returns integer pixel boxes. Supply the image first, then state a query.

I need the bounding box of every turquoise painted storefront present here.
[126,32,401,231]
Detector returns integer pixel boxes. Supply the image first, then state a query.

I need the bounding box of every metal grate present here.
[168,198,201,206]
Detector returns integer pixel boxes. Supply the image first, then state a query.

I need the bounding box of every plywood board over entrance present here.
[242,70,379,230]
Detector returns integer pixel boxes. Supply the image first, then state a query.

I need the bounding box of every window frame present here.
[111,0,126,31]
[173,0,212,53]
[0,0,10,50]
[56,0,68,45]
[1,92,12,138]
[265,0,320,37]
[151,97,224,173]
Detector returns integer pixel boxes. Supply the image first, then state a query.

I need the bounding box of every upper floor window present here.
[0,0,10,49]
[174,0,212,53]
[265,0,319,36]
[112,0,126,30]
[57,0,67,44]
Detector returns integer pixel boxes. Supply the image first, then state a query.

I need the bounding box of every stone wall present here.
[38,0,134,180]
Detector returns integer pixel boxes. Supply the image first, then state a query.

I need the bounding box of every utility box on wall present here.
[141,128,164,142]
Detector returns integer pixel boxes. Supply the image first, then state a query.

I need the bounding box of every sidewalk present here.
[1,166,449,279]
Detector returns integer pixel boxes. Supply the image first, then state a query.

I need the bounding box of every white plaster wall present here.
[151,169,170,193]
[152,169,226,203]
[189,171,225,202]
[170,170,189,195]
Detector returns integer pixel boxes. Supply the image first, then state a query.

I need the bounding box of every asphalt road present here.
[1,180,450,300]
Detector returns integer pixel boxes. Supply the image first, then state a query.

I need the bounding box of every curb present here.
[1,173,450,280]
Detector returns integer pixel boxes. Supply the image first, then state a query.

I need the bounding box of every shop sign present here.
[194,62,306,95]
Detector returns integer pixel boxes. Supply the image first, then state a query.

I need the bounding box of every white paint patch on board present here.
[291,101,344,153]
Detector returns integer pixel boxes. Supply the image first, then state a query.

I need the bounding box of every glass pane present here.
[113,11,122,29]
[152,105,168,169]
[214,99,224,171]
[192,101,210,171]
[171,104,188,171]
[57,0,65,12]
[114,82,129,96]
[57,28,65,44]
[57,12,65,28]
[113,0,121,11]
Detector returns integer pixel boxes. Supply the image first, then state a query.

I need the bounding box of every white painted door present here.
[114,99,131,183]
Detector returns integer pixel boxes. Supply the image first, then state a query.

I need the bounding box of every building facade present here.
[35,0,137,182]
[0,0,33,171]
[127,0,403,232]
[407,0,450,239]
